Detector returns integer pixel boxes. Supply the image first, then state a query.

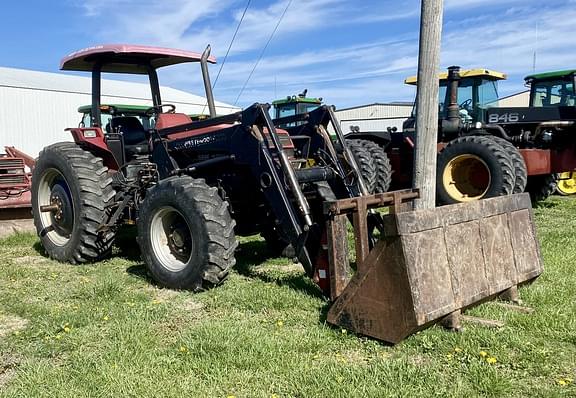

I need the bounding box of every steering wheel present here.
[145,103,176,116]
[459,98,473,110]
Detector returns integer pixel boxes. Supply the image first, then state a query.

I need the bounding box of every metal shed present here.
[335,103,413,133]
[0,66,239,157]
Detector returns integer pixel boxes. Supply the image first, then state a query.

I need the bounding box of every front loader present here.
[31,44,543,343]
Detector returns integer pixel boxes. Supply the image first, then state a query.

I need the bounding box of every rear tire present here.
[437,136,515,204]
[137,176,237,291]
[361,140,392,193]
[556,171,576,196]
[347,139,377,193]
[489,136,528,194]
[526,174,558,202]
[31,143,116,263]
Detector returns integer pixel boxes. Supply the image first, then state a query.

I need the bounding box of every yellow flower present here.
[227,395,236,398]
[152,299,161,305]
[179,345,189,353]
[446,353,453,360]
[454,347,462,353]
[102,315,109,321]
[276,320,284,327]
[558,380,567,386]
[479,351,488,357]
[558,378,573,386]
[271,395,280,398]
[63,327,70,333]
[486,357,497,364]
[55,334,62,340]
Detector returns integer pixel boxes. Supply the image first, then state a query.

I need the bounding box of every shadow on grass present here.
[234,239,326,300]
[533,200,559,209]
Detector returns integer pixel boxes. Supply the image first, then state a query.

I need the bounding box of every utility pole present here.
[413,0,444,210]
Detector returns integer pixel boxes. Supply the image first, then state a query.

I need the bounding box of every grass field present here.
[0,197,575,397]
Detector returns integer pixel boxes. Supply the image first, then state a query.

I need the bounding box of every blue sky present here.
[2,0,576,108]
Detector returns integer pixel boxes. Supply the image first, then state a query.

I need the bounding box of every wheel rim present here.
[557,171,576,195]
[37,168,74,246]
[149,206,193,272]
[443,154,491,201]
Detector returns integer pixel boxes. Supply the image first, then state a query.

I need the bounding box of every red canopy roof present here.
[60,44,216,74]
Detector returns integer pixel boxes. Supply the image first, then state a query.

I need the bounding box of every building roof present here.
[61,44,216,73]
[336,102,414,112]
[404,68,507,85]
[0,66,238,112]
[524,69,576,82]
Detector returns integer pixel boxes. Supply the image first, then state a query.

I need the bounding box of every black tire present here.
[347,139,377,193]
[488,136,528,194]
[360,140,392,193]
[437,136,515,204]
[526,173,558,202]
[31,142,116,263]
[136,176,237,291]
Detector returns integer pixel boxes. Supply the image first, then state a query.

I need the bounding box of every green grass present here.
[0,198,575,397]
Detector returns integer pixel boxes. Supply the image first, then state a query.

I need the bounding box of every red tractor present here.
[31,44,371,292]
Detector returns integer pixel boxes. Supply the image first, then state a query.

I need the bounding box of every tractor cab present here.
[525,70,576,107]
[272,90,322,127]
[404,68,506,128]
[78,104,155,130]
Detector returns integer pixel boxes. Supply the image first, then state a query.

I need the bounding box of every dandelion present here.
[454,347,462,353]
[63,327,70,333]
[486,357,497,364]
[55,334,62,340]
[271,394,279,398]
[479,351,488,357]
[276,320,284,327]
[102,315,109,321]
[558,377,573,386]
[179,345,189,353]
[227,395,236,398]
[446,353,453,360]
[558,380,567,386]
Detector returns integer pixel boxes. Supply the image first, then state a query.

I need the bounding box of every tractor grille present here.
[0,157,29,188]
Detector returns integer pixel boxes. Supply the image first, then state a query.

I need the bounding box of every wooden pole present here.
[413,0,444,210]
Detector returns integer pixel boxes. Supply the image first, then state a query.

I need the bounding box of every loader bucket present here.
[324,192,542,344]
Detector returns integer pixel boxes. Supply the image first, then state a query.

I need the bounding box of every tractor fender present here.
[344,131,391,148]
[66,127,119,170]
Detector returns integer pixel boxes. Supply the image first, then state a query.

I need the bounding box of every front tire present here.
[31,143,116,263]
[347,139,377,193]
[137,176,237,291]
[437,136,515,204]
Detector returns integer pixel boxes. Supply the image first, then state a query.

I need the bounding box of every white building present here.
[0,67,240,157]
[498,90,530,107]
[335,103,413,133]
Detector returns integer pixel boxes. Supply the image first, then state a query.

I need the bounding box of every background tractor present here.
[391,66,576,203]
[273,90,392,194]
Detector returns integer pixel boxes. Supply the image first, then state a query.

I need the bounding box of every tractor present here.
[395,66,576,203]
[273,90,392,194]
[524,69,576,196]
[31,44,373,293]
[29,44,543,344]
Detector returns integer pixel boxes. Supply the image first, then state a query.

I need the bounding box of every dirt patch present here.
[0,354,20,389]
[12,255,51,266]
[0,314,28,339]
[178,299,205,312]
[255,263,303,273]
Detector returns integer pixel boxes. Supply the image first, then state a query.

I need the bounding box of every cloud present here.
[73,0,576,109]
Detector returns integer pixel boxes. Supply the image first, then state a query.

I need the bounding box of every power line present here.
[202,0,251,115]
[213,0,251,89]
[234,0,293,105]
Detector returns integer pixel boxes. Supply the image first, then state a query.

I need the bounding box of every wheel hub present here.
[49,183,74,237]
[443,154,491,201]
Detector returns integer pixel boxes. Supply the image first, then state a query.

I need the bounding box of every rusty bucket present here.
[324,191,543,344]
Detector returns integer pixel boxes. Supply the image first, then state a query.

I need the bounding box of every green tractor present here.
[525,70,576,196]
[272,90,392,194]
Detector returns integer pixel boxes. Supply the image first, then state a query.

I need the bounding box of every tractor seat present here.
[107,116,149,155]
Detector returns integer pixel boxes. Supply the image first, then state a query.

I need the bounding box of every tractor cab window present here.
[297,102,320,114]
[531,79,576,107]
[277,104,296,119]
[477,79,499,108]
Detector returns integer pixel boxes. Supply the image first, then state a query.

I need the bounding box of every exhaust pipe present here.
[441,66,461,135]
[201,45,217,118]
